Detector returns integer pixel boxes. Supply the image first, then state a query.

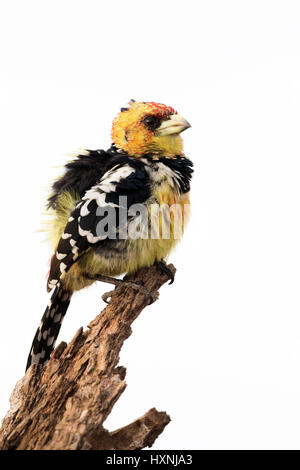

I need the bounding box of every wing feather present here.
[47,162,150,291]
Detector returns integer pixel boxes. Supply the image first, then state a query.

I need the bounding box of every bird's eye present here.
[142,115,161,131]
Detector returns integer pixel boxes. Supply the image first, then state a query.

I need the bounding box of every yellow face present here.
[111,100,191,157]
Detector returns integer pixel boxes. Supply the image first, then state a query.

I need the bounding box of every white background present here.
[0,0,300,450]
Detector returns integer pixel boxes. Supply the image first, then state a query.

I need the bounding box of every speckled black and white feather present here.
[47,156,152,291]
[47,147,193,292]
[26,285,72,370]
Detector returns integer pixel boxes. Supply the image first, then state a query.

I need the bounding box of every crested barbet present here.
[26,100,193,370]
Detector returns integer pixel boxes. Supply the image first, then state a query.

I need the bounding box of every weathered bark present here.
[0,264,175,450]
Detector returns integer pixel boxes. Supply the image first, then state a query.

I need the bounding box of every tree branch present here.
[0,264,175,450]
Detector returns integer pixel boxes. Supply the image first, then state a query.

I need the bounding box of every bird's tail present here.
[26,285,72,371]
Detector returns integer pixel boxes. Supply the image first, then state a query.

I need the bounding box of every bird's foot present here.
[102,280,155,304]
[85,273,154,305]
[101,289,115,304]
[155,260,175,285]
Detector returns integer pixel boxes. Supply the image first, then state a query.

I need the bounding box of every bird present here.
[26,100,193,371]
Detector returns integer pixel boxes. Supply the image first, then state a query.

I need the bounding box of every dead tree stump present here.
[0,264,175,450]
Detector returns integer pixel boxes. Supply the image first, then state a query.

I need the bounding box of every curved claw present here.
[102,282,154,305]
[155,261,175,285]
[126,281,155,305]
[102,289,115,304]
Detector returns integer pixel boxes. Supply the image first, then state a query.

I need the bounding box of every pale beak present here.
[157,114,191,136]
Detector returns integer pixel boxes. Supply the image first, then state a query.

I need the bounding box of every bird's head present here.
[111,100,191,157]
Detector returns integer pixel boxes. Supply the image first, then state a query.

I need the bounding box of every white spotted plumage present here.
[46,162,140,290]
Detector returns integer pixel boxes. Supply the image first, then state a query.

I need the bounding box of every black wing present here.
[48,148,118,209]
[47,160,150,291]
